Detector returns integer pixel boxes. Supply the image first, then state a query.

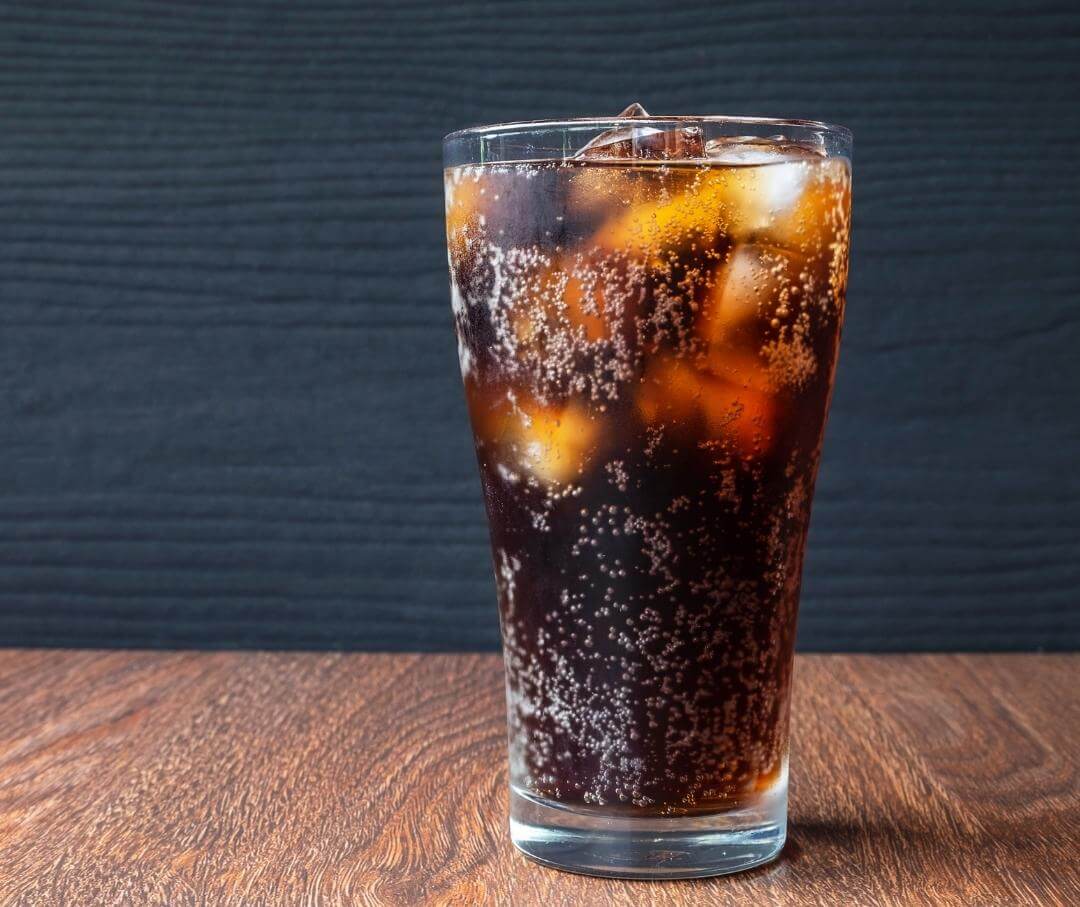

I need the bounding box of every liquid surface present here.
[445,151,851,815]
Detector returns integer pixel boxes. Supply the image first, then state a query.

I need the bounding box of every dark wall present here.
[1,1,1077,651]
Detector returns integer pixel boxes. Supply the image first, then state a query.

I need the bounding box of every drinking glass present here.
[444,113,852,878]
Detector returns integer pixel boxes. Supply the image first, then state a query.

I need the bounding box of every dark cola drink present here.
[444,110,851,875]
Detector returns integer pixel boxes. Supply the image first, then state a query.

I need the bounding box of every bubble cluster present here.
[446,148,850,814]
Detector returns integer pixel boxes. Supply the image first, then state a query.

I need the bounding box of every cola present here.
[445,129,851,819]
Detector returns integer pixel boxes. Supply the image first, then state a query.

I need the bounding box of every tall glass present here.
[443,114,852,879]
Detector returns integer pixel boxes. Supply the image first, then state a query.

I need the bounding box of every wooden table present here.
[0,652,1075,906]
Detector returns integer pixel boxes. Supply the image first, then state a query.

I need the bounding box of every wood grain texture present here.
[0,1,1079,650]
[0,651,1075,905]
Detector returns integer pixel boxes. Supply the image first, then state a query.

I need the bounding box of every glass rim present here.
[444,115,852,145]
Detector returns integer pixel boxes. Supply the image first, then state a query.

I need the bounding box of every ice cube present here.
[724,163,810,238]
[476,394,601,485]
[567,162,638,218]
[699,377,775,455]
[591,147,809,258]
[636,356,701,428]
[592,170,729,256]
[765,156,852,254]
[575,103,705,161]
[637,354,776,457]
[704,136,824,166]
[518,401,599,483]
[509,261,619,348]
[444,166,490,242]
[561,273,611,343]
[444,167,497,297]
[705,141,848,249]
[696,244,803,346]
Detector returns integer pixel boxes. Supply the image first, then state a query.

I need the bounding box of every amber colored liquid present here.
[446,153,850,815]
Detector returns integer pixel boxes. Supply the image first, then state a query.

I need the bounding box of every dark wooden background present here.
[0,1,1077,651]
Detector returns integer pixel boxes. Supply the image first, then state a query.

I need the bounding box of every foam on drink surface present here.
[446,143,850,814]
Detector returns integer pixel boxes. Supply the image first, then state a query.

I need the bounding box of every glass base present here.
[509,778,787,880]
